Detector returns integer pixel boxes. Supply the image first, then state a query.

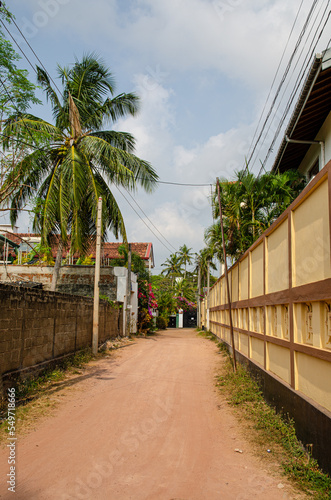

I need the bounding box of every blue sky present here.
[2,0,330,272]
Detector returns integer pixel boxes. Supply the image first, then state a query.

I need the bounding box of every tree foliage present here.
[3,54,158,257]
[206,168,306,262]
[178,244,193,278]
[0,4,41,207]
[194,247,217,289]
[154,245,198,322]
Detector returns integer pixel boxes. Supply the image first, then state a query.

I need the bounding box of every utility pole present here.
[207,259,210,331]
[216,178,237,372]
[92,197,102,355]
[197,265,201,329]
[125,243,132,337]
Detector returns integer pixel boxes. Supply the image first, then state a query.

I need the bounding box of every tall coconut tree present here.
[4,54,158,288]
[195,248,217,288]
[178,244,193,279]
[161,252,182,287]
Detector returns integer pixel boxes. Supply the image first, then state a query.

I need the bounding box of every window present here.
[308,159,319,180]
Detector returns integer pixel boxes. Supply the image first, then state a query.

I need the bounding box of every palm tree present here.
[178,244,193,279]
[4,54,158,288]
[161,252,182,287]
[204,222,227,270]
[195,248,217,288]
[174,277,196,302]
[207,168,305,262]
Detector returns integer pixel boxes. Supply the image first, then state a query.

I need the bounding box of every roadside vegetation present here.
[199,331,331,499]
[205,168,306,265]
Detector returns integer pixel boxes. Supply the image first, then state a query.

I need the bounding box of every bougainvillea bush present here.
[138,279,158,333]
[174,296,197,312]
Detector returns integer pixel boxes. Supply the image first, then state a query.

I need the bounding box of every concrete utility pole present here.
[125,243,132,337]
[216,178,237,372]
[197,266,201,329]
[92,197,102,355]
[207,259,210,331]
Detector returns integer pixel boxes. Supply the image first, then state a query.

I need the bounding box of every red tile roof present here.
[0,232,37,248]
[1,232,154,267]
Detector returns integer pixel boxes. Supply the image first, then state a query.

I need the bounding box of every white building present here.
[271,48,331,178]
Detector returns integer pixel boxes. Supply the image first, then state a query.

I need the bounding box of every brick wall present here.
[0,283,122,381]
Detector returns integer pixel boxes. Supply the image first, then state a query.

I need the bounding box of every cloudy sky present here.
[2,0,331,272]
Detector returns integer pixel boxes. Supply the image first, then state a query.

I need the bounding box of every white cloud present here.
[114,73,175,166]
[8,0,331,273]
[33,0,323,91]
[131,202,203,242]
[174,124,255,184]
[103,73,270,269]
[128,201,205,270]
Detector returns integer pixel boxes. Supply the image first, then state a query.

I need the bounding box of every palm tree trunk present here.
[50,239,63,292]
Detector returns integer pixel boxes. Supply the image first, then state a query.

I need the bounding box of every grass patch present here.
[210,336,331,499]
[197,329,218,342]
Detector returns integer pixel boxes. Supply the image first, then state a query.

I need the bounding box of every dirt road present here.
[0,329,301,499]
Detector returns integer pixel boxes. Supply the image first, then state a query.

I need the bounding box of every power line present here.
[244,0,305,170]
[254,0,330,174]
[122,186,177,251]
[244,0,320,174]
[0,19,38,75]
[149,179,212,187]
[0,6,64,98]
[0,131,212,188]
[0,8,214,190]
[114,184,175,254]
[0,76,41,147]
[251,0,326,172]
[258,6,331,175]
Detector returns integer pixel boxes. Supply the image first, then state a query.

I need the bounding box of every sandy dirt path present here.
[0,329,302,500]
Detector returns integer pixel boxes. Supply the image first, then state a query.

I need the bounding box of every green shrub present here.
[156,316,168,330]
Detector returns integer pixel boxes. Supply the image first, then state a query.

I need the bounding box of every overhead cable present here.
[259,7,331,175]
[122,186,177,251]
[114,185,175,254]
[244,0,305,170]
[244,0,320,173]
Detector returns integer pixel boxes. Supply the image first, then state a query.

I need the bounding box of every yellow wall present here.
[266,220,289,293]
[250,243,264,297]
[221,276,226,305]
[208,165,331,413]
[231,265,239,302]
[239,332,249,356]
[239,257,249,300]
[292,179,331,287]
[250,337,264,366]
[267,343,291,384]
[296,352,331,411]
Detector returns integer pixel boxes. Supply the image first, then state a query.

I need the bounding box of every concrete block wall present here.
[0,283,122,379]
[0,266,118,301]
